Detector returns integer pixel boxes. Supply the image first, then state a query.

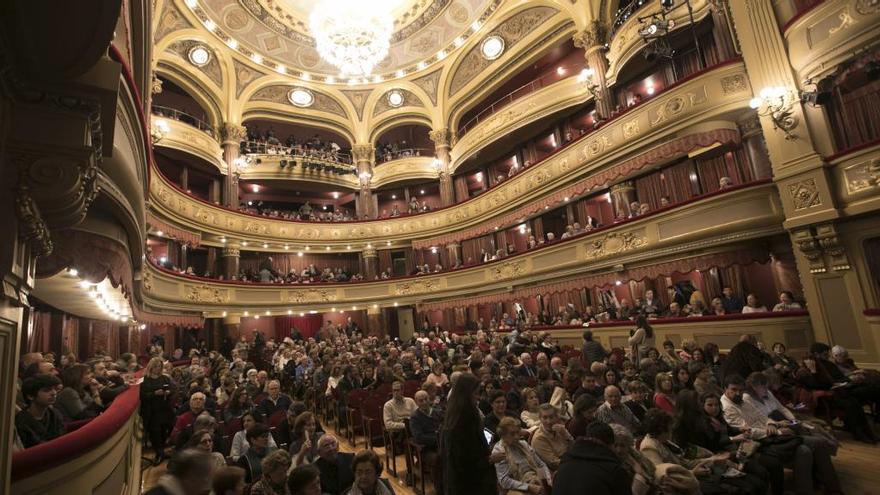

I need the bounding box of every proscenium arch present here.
[369,115,434,147]
[154,61,225,130]
[241,109,357,148]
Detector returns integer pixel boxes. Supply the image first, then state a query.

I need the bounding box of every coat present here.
[440,420,496,495]
[553,438,632,495]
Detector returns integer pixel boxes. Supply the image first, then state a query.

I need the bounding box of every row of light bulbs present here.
[67,268,143,327]
[182,0,499,85]
[220,301,401,318]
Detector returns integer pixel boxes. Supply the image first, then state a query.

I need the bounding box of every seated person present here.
[554,422,633,495]
[288,464,323,495]
[290,411,323,466]
[530,404,573,471]
[184,428,227,471]
[175,411,224,452]
[256,379,292,419]
[230,411,278,461]
[16,374,65,448]
[346,449,395,495]
[56,363,104,422]
[248,450,293,495]
[492,417,552,494]
[483,390,525,437]
[236,423,278,484]
[595,385,640,434]
[171,392,210,443]
[314,435,355,495]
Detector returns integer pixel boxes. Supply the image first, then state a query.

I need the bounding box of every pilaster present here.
[219,123,247,208]
[430,128,455,206]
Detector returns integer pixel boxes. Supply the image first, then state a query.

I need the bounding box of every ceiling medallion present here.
[387,89,404,107]
[309,1,393,77]
[480,35,505,61]
[288,88,315,108]
[187,45,212,67]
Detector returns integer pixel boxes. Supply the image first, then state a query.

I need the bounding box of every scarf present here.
[345,480,394,495]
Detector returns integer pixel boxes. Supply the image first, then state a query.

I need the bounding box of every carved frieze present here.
[489,260,527,281]
[843,157,880,194]
[412,69,442,105]
[250,85,347,118]
[220,123,248,144]
[185,284,227,303]
[815,223,850,271]
[792,228,826,273]
[341,90,372,120]
[720,74,748,95]
[395,279,440,295]
[288,289,337,303]
[155,2,192,41]
[584,231,647,259]
[788,179,822,210]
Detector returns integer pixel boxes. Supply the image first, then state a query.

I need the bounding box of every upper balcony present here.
[151,105,224,173]
[371,155,439,189]
[148,60,753,247]
[142,179,783,313]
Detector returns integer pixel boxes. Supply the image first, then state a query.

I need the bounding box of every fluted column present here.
[609,181,636,218]
[352,144,375,219]
[430,128,455,206]
[220,123,247,208]
[362,246,378,280]
[738,115,773,180]
[221,244,240,280]
[446,242,461,267]
[574,21,613,120]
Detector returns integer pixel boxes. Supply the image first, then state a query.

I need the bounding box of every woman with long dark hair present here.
[140,357,175,465]
[628,315,655,363]
[440,373,497,495]
[56,363,104,421]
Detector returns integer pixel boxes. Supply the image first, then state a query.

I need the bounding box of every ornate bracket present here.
[815,224,850,271]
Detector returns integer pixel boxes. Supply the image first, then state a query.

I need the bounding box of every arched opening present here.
[152,75,215,133]
[374,123,432,163]
[154,147,224,203]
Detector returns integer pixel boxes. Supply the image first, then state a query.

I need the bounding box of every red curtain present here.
[453,175,470,202]
[28,311,50,354]
[377,249,393,274]
[661,160,698,203]
[275,315,323,340]
[635,172,665,210]
[239,252,361,276]
[830,79,880,150]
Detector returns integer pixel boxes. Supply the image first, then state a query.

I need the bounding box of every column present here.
[180,243,188,270]
[573,21,613,120]
[738,115,773,180]
[220,123,247,208]
[180,166,189,191]
[609,181,636,218]
[446,242,461,267]
[430,128,455,206]
[728,0,878,363]
[209,178,221,204]
[352,144,375,219]
[367,305,384,337]
[362,246,378,280]
[222,315,241,345]
[206,246,218,277]
[221,244,240,280]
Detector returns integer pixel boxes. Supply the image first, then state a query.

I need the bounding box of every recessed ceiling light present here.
[288,88,314,107]
[227,38,238,49]
[301,72,311,81]
[251,53,263,64]
[387,89,404,107]
[188,45,211,67]
[204,19,216,32]
[481,35,504,60]
[276,64,286,74]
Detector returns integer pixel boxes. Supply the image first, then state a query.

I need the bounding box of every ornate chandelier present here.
[310,1,393,77]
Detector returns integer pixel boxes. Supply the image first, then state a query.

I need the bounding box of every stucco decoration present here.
[373,89,425,116]
[155,2,192,42]
[341,89,373,120]
[449,6,558,95]
[166,40,223,87]
[412,69,442,105]
[233,59,264,98]
[251,85,348,118]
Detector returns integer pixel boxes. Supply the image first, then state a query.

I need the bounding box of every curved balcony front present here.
[237,154,360,190]
[152,111,225,173]
[371,156,439,189]
[783,0,880,82]
[451,75,590,171]
[142,180,782,314]
[148,61,753,248]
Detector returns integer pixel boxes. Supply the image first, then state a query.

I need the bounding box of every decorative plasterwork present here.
[371,156,437,188]
[489,260,526,280]
[843,157,880,195]
[449,6,558,95]
[250,85,348,118]
[572,19,608,49]
[155,1,192,42]
[815,223,850,271]
[584,231,647,259]
[341,89,373,120]
[233,59,264,98]
[166,40,223,87]
[788,178,822,210]
[395,279,441,295]
[428,128,452,147]
[373,89,425,116]
[288,288,338,303]
[185,284,228,303]
[412,69,442,105]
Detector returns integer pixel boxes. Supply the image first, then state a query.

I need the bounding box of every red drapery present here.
[239,252,361,276]
[146,213,201,247]
[274,315,323,340]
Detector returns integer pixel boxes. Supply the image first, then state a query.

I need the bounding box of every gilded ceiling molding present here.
[372,89,425,117]
[340,89,373,121]
[233,59,265,98]
[250,85,348,118]
[412,69,442,105]
[448,6,559,95]
[154,1,192,42]
[166,39,223,87]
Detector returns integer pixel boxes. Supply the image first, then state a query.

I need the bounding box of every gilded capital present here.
[352,144,375,163]
[573,20,607,49]
[429,128,453,148]
[221,246,240,258]
[610,180,635,193]
[219,123,247,144]
[363,246,378,258]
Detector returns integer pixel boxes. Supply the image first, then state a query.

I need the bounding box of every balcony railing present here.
[240,140,354,167]
[376,148,433,163]
[151,104,215,135]
[611,0,652,36]
[458,67,580,136]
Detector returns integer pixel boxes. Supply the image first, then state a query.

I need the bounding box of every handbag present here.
[758,434,802,460]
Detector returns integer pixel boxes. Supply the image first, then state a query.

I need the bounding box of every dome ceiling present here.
[196,0,499,80]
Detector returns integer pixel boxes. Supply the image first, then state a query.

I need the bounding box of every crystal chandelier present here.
[310,1,393,77]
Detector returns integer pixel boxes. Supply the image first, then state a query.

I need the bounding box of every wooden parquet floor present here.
[142,425,880,495]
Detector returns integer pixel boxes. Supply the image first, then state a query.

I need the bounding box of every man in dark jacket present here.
[313,435,354,495]
[721,334,766,381]
[144,449,213,495]
[553,422,632,495]
[582,330,608,366]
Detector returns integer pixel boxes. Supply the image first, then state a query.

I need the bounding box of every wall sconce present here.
[577,68,600,100]
[358,171,372,185]
[749,86,798,140]
[431,157,444,177]
[150,119,170,143]
[233,156,253,174]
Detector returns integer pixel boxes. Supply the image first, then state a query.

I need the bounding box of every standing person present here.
[140,357,175,465]
[627,315,655,363]
[581,330,608,367]
[440,373,497,495]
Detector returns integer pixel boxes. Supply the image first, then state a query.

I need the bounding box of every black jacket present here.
[553,439,632,495]
[440,422,496,495]
[315,452,355,495]
[410,407,442,448]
